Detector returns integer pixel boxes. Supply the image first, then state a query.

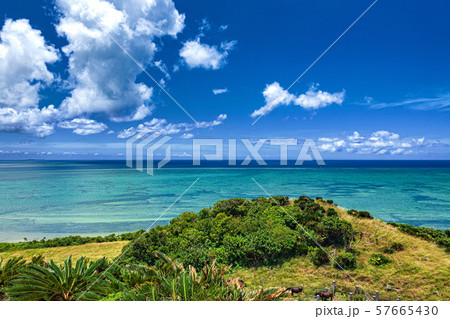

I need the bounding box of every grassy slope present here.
[0,241,128,264]
[231,202,450,301]
[1,202,448,301]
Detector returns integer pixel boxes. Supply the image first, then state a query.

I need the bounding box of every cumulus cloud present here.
[318,130,437,155]
[0,19,60,137]
[251,83,344,118]
[179,38,236,70]
[0,19,59,109]
[213,88,228,95]
[0,106,59,137]
[117,114,227,139]
[0,1,190,137]
[55,0,185,120]
[58,118,108,135]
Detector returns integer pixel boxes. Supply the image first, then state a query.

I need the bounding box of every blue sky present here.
[0,0,449,160]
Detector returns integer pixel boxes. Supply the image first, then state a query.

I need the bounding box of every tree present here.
[342,223,363,253]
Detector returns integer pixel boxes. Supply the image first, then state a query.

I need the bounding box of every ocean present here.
[0,160,449,242]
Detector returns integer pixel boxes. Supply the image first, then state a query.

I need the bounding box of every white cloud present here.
[213,88,228,95]
[366,94,450,111]
[0,106,58,137]
[196,113,227,128]
[55,0,185,120]
[154,60,170,79]
[219,25,229,31]
[110,104,154,122]
[117,114,227,139]
[0,19,59,109]
[251,83,344,118]
[318,131,438,155]
[58,118,108,135]
[0,1,188,137]
[179,38,236,70]
[198,18,211,36]
[0,19,60,137]
[180,133,194,139]
[220,40,237,51]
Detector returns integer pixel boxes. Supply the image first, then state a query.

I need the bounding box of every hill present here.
[0,196,448,301]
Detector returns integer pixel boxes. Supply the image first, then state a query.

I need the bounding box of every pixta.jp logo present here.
[127,133,325,175]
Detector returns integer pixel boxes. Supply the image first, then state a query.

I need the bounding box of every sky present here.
[0,0,449,160]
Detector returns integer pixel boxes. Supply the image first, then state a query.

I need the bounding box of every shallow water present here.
[0,161,449,242]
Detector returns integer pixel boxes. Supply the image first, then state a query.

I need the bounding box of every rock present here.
[386,284,392,291]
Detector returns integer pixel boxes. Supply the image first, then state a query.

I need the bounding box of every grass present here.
[230,202,450,301]
[1,201,448,301]
[0,241,128,264]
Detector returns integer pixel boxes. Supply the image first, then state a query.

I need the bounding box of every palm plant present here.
[107,252,281,301]
[0,257,26,300]
[7,256,111,301]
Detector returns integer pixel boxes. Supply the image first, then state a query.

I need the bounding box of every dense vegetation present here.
[121,196,362,269]
[1,195,449,301]
[1,253,285,301]
[0,232,143,253]
[388,222,450,251]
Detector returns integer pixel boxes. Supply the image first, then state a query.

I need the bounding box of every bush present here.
[123,202,305,268]
[390,242,405,251]
[326,200,334,204]
[382,247,395,254]
[295,241,309,256]
[346,209,373,219]
[326,208,338,217]
[211,198,250,217]
[334,252,357,270]
[369,254,391,266]
[347,209,358,216]
[357,211,373,219]
[310,248,330,267]
[316,217,353,247]
[389,223,449,250]
[0,231,143,253]
[271,196,290,206]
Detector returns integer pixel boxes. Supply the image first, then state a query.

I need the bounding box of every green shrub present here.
[382,247,395,254]
[316,217,353,247]
[357,211,373,219]
[310,248,330,267]
[389,223,449,249]
[123,202,304,267]
[0,231,143,253]
[369,254,391,266]
[211,198,250,217]
[326,208,338,217]
[334,252,357,270]
[326,200,334,204]
[295,241,309,256]
[347,209,358,216]
[390,242,405,251]
[346,209,373,219]
[271,196,291,206]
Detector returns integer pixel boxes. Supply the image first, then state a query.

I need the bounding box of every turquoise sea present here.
[0,160,449,242]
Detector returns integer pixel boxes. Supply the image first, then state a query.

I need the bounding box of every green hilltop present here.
[1,196,449,301]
